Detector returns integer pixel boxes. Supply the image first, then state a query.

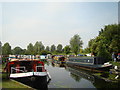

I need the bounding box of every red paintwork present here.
[5,60,45,73]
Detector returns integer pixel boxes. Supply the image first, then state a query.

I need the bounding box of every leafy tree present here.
[87,24,120,60]
[40,50,51,55]
[101,24,120,53]
[12,46,23,55]
[64,45,71,55]
[27,43,34,55]
[96,41,111,60]
[70,34,83,55]
[46,46,50,51]
[83,47,91,53]
[57,44,63,53]
[22,49,27,55]
[2,42,11,55]
[50,44,56,53]
[34,41,45,55]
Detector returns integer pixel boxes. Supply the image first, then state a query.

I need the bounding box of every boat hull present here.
[12,75,48,89]
[66,61,112,72]
[10,72,48,89]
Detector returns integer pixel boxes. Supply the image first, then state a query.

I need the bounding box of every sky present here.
[0,1,118,49]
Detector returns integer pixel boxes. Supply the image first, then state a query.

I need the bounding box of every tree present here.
[46,46,50,51]
[97,41,111,60]
[27,43,34,55]
[12,46,23,55]
[2,42,11,55]
[87,24,120,60]
[57,44,63,53]
[22,49,27,55]
[34,41,45,55]
[50,44,56,53]
[70,34,83,55]
[40,50,51,55]
[64,45,71,55]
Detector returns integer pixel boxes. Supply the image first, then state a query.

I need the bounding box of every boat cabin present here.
[5,59,46,74]
[68,57,109,65]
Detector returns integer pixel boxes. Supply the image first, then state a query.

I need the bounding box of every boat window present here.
[19,61,32,72]
[36,66,43,72]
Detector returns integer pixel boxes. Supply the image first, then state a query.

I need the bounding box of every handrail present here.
[11,66,25,73]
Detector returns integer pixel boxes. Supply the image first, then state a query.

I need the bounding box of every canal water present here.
[45,59,119,89]
[14,59,119,89]
[46,60,95,88]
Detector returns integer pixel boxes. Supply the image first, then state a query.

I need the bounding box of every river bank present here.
[1,64,33,89]
[93,61,120,83]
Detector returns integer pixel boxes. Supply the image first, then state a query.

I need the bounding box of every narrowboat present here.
[36,55,47,60]
[53,55,66,64]
[4,59,51,89]
[66,57,112,72]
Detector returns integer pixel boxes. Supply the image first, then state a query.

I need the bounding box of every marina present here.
[0,1,119,89]
[1,56,120,89]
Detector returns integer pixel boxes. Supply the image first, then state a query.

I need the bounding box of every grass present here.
[2,73,33,89]
[93,72,120,82]
[2,80,32,88]
[0,63,33,89]
[110,61,120,66]
[108,74,116,80]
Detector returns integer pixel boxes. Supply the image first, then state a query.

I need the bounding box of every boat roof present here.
[10,58,40,62]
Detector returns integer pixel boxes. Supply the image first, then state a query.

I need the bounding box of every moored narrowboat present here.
[53,55,66,64]
[4,59,51,88]
[66,57,112,72]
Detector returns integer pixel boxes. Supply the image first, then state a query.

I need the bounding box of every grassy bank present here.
[93,61,120,82]
[93,72,119,82]
[110,61,120,66]
[1,63,33,89]
[2,79,33,89]
[2,72,33,89]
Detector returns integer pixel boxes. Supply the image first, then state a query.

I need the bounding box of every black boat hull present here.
[12,75,48,89]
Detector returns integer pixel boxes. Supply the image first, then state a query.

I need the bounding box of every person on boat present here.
[117,53,120,61]
[112,52,116,62]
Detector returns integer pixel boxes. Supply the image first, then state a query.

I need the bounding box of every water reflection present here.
[66,66,94,83]
[45,60,119,89]
[46,60,95,88]
[51,60,66,68]
[70,73,81,82]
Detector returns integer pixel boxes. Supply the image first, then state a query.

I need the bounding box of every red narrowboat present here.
[4,59,51,89]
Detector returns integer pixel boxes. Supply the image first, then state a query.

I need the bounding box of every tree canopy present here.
[70,34,83,55]
[64,45,71,55]
[86,24,120,60]
[50,44,56,52]
[26,43,34,55]
[2,42,11,55]
[46,46,50,51]
[57,44,63,53]
[12,46,24,55]
[34,41,45,55]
